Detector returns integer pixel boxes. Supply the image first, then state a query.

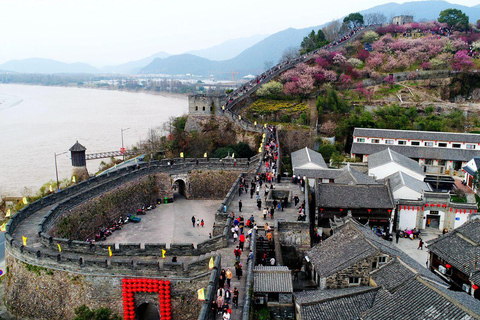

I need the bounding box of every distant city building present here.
[392,15,414,25]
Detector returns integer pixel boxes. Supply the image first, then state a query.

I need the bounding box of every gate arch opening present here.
[174,179,186,198]
[136,302,160,320]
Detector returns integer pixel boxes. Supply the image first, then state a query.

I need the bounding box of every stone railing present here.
[197,254,221,320]
[5,238,215,279]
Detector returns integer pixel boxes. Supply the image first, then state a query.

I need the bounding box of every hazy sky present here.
[1,0,479,66]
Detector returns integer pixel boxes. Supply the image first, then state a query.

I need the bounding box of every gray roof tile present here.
[351,143,480,162]
[361,277,480,319]
[368,148,424,177]
[370,258,416,292]
[315,184,394,209]
[427,219,480,277]
[296,287,379,320]
[386,171,430,194]
[354,128,480,144]
[292,147,327,172]
[253,266,293,293]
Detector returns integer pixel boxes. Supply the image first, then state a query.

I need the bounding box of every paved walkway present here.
[393,228,442,267]
[106,193,220,246]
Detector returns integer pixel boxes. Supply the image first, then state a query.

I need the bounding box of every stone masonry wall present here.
[188,170,239,200]
[325,252,390,289]
[4,251,208,320]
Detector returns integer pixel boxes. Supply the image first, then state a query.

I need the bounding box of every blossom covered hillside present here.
[279,21,479,95]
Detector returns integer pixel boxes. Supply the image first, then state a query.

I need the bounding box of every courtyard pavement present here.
[106,193,221,246]
[393,227,442,267]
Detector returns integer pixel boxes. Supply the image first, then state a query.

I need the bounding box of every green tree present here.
[317,143,337,163]
[330,152,345,168]
[300,30,329,54]
[438,8,469,31]
[343,13,364,29]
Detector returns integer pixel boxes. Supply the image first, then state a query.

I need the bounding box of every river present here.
[0,84,188,196]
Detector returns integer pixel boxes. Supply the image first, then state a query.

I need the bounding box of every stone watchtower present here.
[188,94,227,116]
[69,141,89,182]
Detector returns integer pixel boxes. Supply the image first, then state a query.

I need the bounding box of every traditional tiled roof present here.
[427,219,480,277]
[370,258,416,292]
[315,184,394,209]
[353,128,480,144]
[308,222,379,277]
[368,148,424,177]
[310,217,438,283]
[334,164,377,185]
[295,287,380,320]
[361,277,480,319]
[351,143,480,162]
[386,171,430,195]
[292,147,327,172]
[253,266,293,293]
[69,140,86,152]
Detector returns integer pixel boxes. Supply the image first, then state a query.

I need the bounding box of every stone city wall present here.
[4,251,210,320]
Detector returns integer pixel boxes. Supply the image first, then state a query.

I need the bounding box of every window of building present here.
[195,106,198,111]
[438,160,446,166]
[349,277,360,285]
[424,142,434,147]
[467,144,476,149]
[411,141,420,146]
[202,106,205,111]
[378,256,388,265]
[372,261,378,269]
[385,140,394,144]
[425,159,434,165]
[372,139,380,144]
[210,106,213,111]
[452,143,461,148]
[438,142,447,147]
[357,138,365,143]
[398,140,406,145]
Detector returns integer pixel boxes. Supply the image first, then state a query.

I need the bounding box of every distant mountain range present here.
[187,34,269,61]
[2,1,480,77]
[0,58,99,74]
[100,51,171,74]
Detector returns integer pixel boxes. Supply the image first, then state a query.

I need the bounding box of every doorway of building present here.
[136,302,160,320]
[427,213,440,229]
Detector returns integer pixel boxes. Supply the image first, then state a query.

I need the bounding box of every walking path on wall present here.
[211,132,305,320]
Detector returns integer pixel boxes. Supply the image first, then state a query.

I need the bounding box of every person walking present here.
[226,268,233,288]
[233,287,239,307]
[418,239,424,250]
[264,222,269,235]
[191,216,196,227]
[201,219,204,227]
[396,231,400,244]
[239,200,242,212]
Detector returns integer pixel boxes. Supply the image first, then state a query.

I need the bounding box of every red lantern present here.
[437,204,441,208]
[340,209,343,212]
[368,209,371,212]
[473,284,479,290]
[446,264,451,269]
[425,204,429,207]
[388,209,392,213]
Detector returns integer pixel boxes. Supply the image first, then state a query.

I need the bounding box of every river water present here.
[0,84,188,196]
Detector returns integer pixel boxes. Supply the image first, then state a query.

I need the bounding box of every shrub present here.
[362,30,380,43]
[256,81,284,97]
[347,58,363,68]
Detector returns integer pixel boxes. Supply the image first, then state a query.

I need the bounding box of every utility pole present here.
[54,151,68,192]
